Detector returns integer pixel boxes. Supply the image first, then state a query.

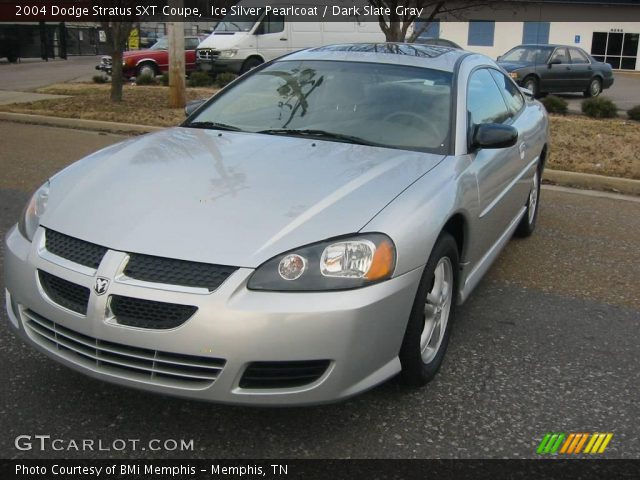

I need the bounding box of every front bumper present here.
[4,225,421,405]
[196,57,244,75]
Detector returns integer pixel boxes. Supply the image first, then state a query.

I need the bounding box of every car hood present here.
[198,32,250,50]
[43,128,444,268]
[122,49,162,59]
[498,61,533,72]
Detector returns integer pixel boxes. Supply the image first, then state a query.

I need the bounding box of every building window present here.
[416,20,440,39]
[468,21,495,47]
[522,22,550,44]
[591,31,639,70]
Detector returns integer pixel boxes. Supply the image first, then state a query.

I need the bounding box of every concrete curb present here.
[543,169,640,196]
[1,111,638,196]
[0,111,162,135]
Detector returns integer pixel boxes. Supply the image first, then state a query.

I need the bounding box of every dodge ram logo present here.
[94,277,110,296]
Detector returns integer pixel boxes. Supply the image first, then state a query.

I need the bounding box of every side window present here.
[550,48,569,64]
[489,69,524,115]
[569,48,590,64]
[467,69,512,126]
[185,38,199,50]
[258,14,285,34]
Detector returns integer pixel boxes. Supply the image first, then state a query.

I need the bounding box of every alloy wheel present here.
[420,257,453,364]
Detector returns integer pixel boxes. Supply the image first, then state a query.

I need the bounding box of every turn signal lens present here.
[365,238,395,281]
[509,72,519,79]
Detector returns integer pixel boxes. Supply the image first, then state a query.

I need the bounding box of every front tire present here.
[240,57,263,75]
[515,166,541,238]
[523,75,539,97]
[136,62,157,79]
[399,233,459,386]
[584,77,602,98]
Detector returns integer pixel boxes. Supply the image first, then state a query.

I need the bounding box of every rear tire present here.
[584,77,602,98]
[515,166,541,238]
[399,233,459,386]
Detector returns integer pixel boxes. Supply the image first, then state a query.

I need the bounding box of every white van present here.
[196,14,385,75]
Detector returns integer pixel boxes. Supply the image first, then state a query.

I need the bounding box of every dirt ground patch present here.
[0,83,218,127]
[547,115,640,179]
[1,83,638,179]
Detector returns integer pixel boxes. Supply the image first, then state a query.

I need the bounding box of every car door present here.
[467,68,524,256]
[568,47,592,91]
[543,47,571,92]
[255,13,289,61]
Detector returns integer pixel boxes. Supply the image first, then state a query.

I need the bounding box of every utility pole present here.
[167,0,186,108]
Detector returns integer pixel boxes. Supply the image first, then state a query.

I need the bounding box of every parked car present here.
[95,36,203,78]
[195,6,384,75]
[498,44,614,97]
[6,44,549,405]
[414,37,462,49]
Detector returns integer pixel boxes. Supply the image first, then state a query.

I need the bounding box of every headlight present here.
[248,233,396,291]
[509,71,520,79]
[18,181,50,242]
[218,49,238,59]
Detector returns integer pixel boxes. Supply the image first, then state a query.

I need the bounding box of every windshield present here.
[187,60,452,153]
[501,46,554,64]
[149,38,167,50]
[214,16,259,32]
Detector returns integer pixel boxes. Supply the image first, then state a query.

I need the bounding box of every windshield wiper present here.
[183,121,244,132]
[257,129,383,147]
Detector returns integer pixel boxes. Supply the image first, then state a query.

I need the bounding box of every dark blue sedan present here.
[498,44,614,98]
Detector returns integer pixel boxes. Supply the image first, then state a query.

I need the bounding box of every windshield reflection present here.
[188,60,453,153]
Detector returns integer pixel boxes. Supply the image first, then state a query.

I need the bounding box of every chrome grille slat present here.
[22,310,225,389]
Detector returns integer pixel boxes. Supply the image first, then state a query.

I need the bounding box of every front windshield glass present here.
[214,16,259,32]
[187,60,453,153]
[501,46,554,64]
[149,38,167,50]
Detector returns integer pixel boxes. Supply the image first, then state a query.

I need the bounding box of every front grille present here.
[45,229,107,269]
[124,253,237,291]
[110,295,197,330]
[39,271,90,315]
[22,310,225,388]
[196,49,219,60]
[240,360,331,389]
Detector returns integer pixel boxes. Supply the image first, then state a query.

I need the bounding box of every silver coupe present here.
[4,43,549,405]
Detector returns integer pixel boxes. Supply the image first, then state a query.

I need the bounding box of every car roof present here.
[282,43,469,72]
[518,44,582,49]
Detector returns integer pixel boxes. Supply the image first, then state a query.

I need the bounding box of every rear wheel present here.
[515,166,541,238]
[399,233,459,386]
[584,77,602,98]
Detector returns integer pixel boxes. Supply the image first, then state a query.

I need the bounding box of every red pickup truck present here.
[96,36,203,78]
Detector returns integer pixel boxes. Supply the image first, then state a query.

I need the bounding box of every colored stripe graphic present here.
[538,433,613,455]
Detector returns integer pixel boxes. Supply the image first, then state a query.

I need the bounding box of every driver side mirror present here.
[184,99,206,117]
[548,58,562,66]
[472,123,518,150]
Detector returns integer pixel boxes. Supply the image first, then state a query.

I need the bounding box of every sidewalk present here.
[0,91,69,105]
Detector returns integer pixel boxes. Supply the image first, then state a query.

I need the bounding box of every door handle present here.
[280,37,287,41]
[519,143,527,160]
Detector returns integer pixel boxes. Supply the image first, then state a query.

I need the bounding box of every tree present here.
[368,0,498,43]
[96,0,136,102]
[99,21,133,102]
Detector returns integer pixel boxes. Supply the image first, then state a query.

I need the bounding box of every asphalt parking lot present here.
[1,121,639,460]
[560,71,640,113]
